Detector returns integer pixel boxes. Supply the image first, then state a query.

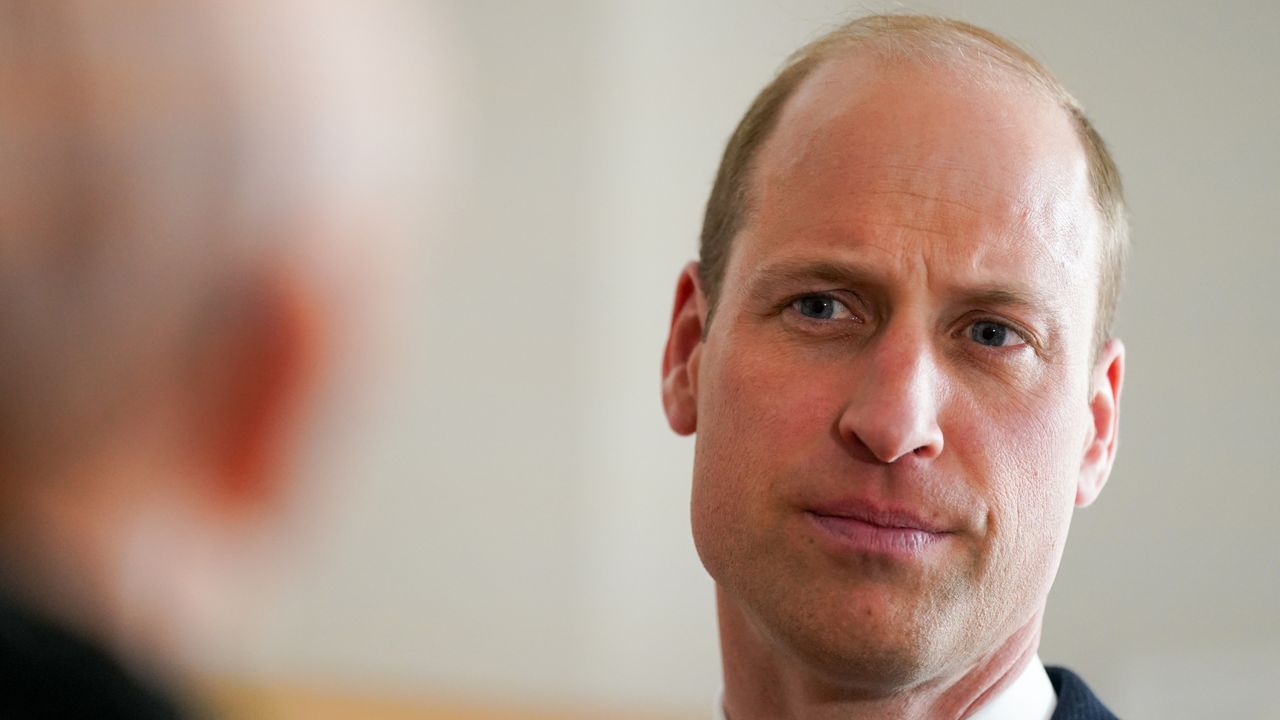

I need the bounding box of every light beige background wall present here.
[234,1,1278,718]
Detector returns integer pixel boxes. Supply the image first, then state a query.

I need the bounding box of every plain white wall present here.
[239,1,1279,717]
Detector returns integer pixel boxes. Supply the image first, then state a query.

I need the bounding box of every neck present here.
[718,589,1044,720]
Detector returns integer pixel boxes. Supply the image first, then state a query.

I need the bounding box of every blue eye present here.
[968,321,1023,348]
[792,294,851,320]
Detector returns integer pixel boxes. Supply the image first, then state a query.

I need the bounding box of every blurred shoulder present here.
[0,590,187,719]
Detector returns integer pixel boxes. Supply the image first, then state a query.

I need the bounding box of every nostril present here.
[842,428,885,464]
[839,421,944,465]
[912,440,943,459]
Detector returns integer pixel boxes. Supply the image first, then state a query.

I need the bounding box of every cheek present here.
[691,336,845,544]
[955,377,1088,596]
[697,336,845,480]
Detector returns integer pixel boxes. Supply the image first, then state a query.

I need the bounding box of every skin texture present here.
[662,54,1124,719]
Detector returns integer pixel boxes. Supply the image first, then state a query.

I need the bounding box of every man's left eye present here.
[968,321,1026,348]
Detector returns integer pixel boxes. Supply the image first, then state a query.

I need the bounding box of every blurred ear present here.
[1077,338,1125,507]
[661,262,707,436]
[196,270,323,514]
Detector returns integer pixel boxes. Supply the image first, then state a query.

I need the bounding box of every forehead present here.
[739,52,1100,300]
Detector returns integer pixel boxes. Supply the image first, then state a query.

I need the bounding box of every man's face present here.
[671,57,1120,689]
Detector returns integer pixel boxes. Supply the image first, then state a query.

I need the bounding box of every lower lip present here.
[806,512,946,557]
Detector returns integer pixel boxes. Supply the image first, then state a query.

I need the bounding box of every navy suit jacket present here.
[1047,666,1119,720]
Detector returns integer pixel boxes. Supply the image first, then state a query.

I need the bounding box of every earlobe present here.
[1077,338,1125,507]
[661,262,708,436]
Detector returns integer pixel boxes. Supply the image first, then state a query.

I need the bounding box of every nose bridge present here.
[842,314,945,463]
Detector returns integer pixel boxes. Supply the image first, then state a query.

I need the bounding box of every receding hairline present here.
[746,45,1089,216]
[697,14,1128,353]
[798,17,1076,99]
[731,27,1089,276]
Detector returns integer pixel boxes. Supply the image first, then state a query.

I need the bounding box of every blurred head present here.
[0,0,424,666]
[662,15,1125,697]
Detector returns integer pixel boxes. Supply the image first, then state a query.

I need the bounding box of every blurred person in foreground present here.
[0,0,428,716]
[662,15,1126,720]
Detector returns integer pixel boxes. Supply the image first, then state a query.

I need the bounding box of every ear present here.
[198,271,322,515]
[1077,337,1125,507]
[661,262,708,436]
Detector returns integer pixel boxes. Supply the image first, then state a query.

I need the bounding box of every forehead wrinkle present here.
[749,177,1080,303]
[765,141,1047,248]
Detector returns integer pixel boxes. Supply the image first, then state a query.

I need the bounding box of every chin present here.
[745,578,961,695]
[809,622,936,689]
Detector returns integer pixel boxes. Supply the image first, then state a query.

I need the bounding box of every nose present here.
[838,326,945,464]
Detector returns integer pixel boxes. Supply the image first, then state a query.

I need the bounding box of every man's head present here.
[662,14,1126,699]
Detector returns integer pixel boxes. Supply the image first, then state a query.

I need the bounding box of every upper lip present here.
[806,499,948,534]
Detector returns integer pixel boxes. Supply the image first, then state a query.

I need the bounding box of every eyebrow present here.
[746,259,883,297]
[953,287,1054,314]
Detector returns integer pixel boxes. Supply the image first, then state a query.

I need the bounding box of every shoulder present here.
[1046,665,1121,720]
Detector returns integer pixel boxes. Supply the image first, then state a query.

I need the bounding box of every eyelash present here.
[787,292,861,321]
[782,293,1036,352]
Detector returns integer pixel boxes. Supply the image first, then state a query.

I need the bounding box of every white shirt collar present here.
[965,656,1056,720]
[712,656,1056,720]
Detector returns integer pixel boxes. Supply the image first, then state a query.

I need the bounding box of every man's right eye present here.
[791,294,854,320]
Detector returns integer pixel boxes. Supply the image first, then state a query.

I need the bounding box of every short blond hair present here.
[699,14,1128,354]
